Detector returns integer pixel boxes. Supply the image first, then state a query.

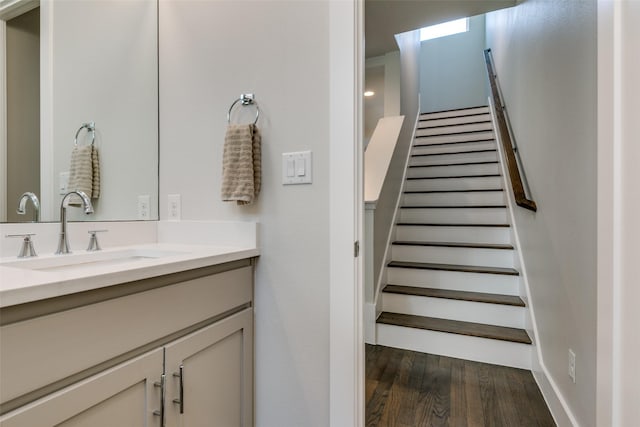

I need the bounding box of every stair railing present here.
[484,49,537,212]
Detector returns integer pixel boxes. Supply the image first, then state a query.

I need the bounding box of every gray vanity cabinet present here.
[0,349,164,427]
[0,260,254,427]
[165,308,253,427]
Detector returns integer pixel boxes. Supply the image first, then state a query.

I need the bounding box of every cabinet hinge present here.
[354,241,360,257]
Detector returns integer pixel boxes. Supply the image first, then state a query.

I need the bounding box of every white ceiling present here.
[365,0,517,58]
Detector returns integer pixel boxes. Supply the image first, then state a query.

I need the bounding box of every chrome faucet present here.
[16,192,40,222]
[56,190,94,255]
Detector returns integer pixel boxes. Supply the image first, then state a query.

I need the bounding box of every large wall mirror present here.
[0,0,158,223]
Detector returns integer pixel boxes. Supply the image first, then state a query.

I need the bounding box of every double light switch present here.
[282,151,312,184]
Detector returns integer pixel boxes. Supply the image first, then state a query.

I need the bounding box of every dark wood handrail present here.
[483,49,537,212]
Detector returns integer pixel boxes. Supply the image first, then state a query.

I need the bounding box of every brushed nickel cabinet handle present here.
[173,364,184,414]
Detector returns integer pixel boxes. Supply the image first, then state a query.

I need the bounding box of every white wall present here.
[420,15,487,113]
[44,0,158,222]
[159,1,331,425]
[364,51,401,147]
[486,2,597,425]
[371,30,420,295]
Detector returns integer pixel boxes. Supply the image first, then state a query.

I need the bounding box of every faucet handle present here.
[6,234,38,258]
[87,229,108,251]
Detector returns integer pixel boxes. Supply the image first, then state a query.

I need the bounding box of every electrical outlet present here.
[568,349,576,383]
[167,194,181,221]
[59,172,70,195]
[137,195,150,220]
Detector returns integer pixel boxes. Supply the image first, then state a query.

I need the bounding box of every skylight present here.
[419,18,469,42]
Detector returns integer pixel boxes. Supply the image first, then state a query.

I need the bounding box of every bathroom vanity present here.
[0,235,258,427]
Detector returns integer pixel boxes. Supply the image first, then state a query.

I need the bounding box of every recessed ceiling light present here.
[364,91,375,97]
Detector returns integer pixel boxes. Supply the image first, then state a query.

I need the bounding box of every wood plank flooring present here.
[366,345,556,427]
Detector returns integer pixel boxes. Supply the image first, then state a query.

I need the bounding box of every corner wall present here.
[486,2,597,425]
[159,2,330,426]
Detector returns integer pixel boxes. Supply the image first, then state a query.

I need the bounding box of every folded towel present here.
[221,124,261,205]
[67,145,101,206]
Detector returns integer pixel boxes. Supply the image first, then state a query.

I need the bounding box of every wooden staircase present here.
[375,106,532,369]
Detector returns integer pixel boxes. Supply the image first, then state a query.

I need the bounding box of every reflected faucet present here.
[56,190,94,255]
[16,192,40,222]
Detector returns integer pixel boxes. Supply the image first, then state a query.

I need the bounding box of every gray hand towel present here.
[67,145,101,206]
[221,124,261,205]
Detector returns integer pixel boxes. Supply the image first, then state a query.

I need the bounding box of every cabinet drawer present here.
[0,266,252,405]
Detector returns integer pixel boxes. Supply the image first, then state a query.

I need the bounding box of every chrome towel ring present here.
[74,122,96,146]
[227,94,259,125]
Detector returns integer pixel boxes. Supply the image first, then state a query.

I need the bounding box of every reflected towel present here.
[68,145,101,206]
[221,124,261,205]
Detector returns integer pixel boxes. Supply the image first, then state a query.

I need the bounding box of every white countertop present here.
[0,220,259,308]
[0,243,259,308]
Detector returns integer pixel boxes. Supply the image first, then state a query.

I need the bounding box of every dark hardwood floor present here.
[366,345,556,427]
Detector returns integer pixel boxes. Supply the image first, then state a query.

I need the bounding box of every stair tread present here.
[377,312,532,344]
[396,222,510,227]
[407,174,501,180]
[401,205,507,209]
[404,189,504,194]
[383,285,525,307]
[392,241,514,250]
[412,149,497,157]
[414,139,495,149]
[419,112,490,123]
[408,161,498,168]
[420,105,489,116]
[417,120,492,130]
[415,130,494,139]
[388,261,520,276]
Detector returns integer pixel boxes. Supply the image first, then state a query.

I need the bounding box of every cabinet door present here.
[165,308,253,427]
[0,348,164,427]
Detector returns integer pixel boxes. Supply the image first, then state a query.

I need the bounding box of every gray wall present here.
[364,65,385,144]
[6,8,39,222]
[420,15,487,113]
[486,1,597,425]
[159,2,330,425]
[372,30,421,290]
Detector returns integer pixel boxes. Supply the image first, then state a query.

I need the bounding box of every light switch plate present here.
[282,151,312,185]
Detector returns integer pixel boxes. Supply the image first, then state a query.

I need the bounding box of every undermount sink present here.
[1,248,187,273]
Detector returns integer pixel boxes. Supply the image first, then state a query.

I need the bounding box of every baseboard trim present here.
[364,303,377,344]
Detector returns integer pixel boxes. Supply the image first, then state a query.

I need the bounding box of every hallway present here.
[366,345,556,426]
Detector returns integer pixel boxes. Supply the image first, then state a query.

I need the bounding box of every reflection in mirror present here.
[0,0,158,223]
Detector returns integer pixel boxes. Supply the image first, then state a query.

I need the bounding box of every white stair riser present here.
[407,163,500,178]
[396,225,511,245]
[418,113,491,128]
[412,140,496,155]
[404,176,502,192]
[416,122,493,137]
[420,106,489,120]
[410,151,498,166]
[399,207,507,223]
[376,324,531,369]
[403,191,505,206]
[387,267,520,295]
[392,245,515,268]
[414,131,495,145]
[381,293,525,328]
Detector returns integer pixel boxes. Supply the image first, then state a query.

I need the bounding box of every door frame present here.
[328,0,364,425]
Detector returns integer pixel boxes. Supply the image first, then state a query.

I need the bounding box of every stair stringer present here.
[488,96,576,427]
[366,105,421,345]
